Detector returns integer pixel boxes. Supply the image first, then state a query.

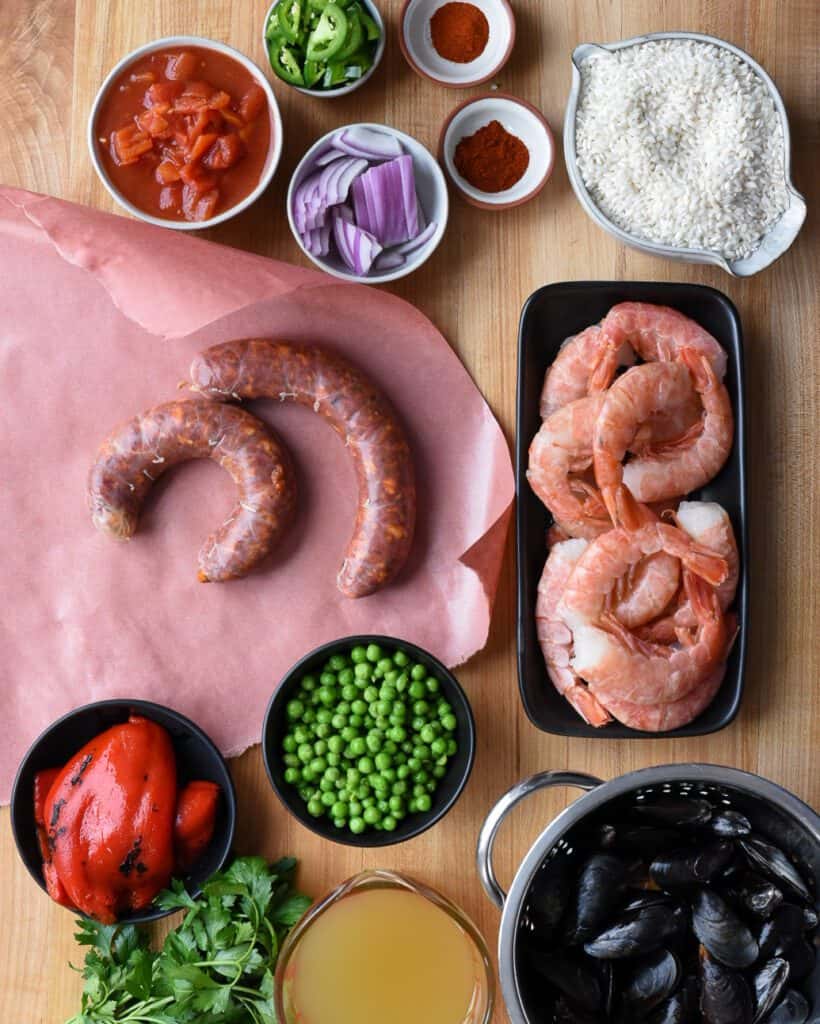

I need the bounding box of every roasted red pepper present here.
[174,779,220,869]
[35,714,218,923]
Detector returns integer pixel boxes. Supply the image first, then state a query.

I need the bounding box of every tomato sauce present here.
[95,47,271,223]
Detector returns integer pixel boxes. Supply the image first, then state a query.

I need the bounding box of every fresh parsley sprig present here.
[66,856,311,1024]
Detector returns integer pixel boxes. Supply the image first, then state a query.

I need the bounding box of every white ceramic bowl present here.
[88,36,283,231]
[440,95,554,209]
[564,32,807,276]
[262,0,385,99]
[400,0,514,88]
[287,123,449,284]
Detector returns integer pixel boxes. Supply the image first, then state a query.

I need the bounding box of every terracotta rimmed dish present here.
[439,94,554,210]
[399,0,515,88]
[88,35,283,231]
[564,32,807,276]
[262,0,385,99]
[286,122,448,283]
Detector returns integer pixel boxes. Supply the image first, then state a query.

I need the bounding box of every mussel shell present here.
[645,987,699,1024]
[764,989,810,1024]
[526,951,603,1013]
[729,877,784,919]
[692,889,759,968]
[751,958,790,1023]
[634,797,714,828]
[759,904,816,959]
[650,842,735,889]
[552,995,599,1023]
[699,951,753,1024]
[599,824,685,857]
[623,890,678,914]
[525,859,573,942]
[740,838,812,902]
[567,853,629,943]
[618,949,682,1020]
[801,905,818,931]
[783,939,815,984]
[710,810,752,838]
[584,904,687,960]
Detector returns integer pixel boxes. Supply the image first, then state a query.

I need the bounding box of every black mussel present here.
[567,853,630,943]
[650,842,735,889]
[801,905,818,930]
[599,960,615,1018]
[645,988,699,1024]
[710,810,752,838]
[783,939,814,983]
[751,958,790,1023]
[600,824,685,857]
[692,889,759,968]
[527,951,603,1013]
[584,904,687,960]
[552,995,599,1023]
[759,904,816,959]
[729,876,784,919]
[618,948,682,1020]
[699,949,753,1024]
[596,823,619,847]
[623,889,678,914]
[765,989,810,1024]
[740,838,812,902]
[526,861,573,942]
[634,796,713,828]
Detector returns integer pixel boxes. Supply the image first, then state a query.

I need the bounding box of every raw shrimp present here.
[599,662,727,732]
[637,501,739,643]
[594,351,734,518]
[540,325,635,418]
[601,302,728,381]
[528,394,612,539]
[536,539,612,727]
[559,489,730,705]
[608,499,680,629]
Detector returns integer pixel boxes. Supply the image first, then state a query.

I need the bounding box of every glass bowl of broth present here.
[275,869,494,1024]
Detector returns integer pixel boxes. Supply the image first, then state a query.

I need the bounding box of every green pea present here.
[313,739,327,756]
[388,725,406,743]
[363,805,381,824]
[407,756,421,772]
[349,816,366,834]
[397,764,411,780]
[425,676,441,694]
[438,700,453,718]
[388,795,404,813]
[283,734,297,753]
[442,714,458,732]
[411,717,426,732]
[376,658,393,674]
[351,699,368,717]
[383,670,399,685]
[413,700,430,716]
[319,777,335,792]
[329,654,348,671]
[392,779,408,796]
[370,774,388,793]
[408,681,426,700]
[431,738,447,758]
[301,674,318,690]
[355,782,370,799]
[432,765,447,779]
[416,793,432,812]
[402,741,414,754]
[383,814,397,831]
[310,757,327,774]
[341,684,358,702]
[321,790,336,807]
[297,743,313,763]
[393,650,409,667]
[349,737,366,757]
[307,797,323,817]
[420,724,436,744]
[354,662,372,680]
[349,799,363,816]
[327,752,341,767]
[302,767,316,783]
[366,643,383,662]
[338,667,355,686]
[408,798,418,813]
[366,732,383,754]
[330,800,347,819]
[389,705,407,722]
[410,664,426,681]
[336,701,351,716]
[377,798,389,812]
[358,756,374,774]
[375,716,390,730]
[317,686,337,706]
[319,671,336,686]
[374,751,391,771]
[331,713,347,730]
[415,769,430,784]
[414,744,431,762]
[341,726,358,742]
[349,714,364,729]
[383,740,398,755]
[363,685,379,703]
[346,768,361,785]
[283,753,299,768]
[350,645,367,664]
[446,739,457,756]
[361,795,375,808]
[413,783,427,797]
[379,685,397,703]
[374,699,391,716]
[284,767,300,784]
[293,725,310,744]
[332,816,346,829]
[304,710,317,726]
[328,735,344,754]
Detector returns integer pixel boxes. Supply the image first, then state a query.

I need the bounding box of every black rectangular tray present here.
[516,282,748,738]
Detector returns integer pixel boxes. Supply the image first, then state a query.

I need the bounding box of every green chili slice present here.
[276,0,304,43]
[306,3,348,62]
[268,41,306,85]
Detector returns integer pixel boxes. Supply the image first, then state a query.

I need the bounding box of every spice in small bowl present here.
[440,94,554,209]
[400,0,515,88]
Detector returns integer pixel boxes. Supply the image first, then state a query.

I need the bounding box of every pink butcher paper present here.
[0,188,513,802]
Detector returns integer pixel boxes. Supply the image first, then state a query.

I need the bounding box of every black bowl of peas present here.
[262,635,476,847]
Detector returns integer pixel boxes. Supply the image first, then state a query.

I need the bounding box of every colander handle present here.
[476,770,603,909]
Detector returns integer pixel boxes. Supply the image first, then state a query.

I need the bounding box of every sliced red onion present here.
[397,155,418,240]
[305,223,332,257]
[373,251,405,272]
[335,203,355,223]
[295,158,368,236]
[314,148,346,168]
[351,155,418,247]
[394,220,437,256]
[333,126,404,161]
[333,213,382,276]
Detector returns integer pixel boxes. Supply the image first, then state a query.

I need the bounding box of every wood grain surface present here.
[1,0,818,1019]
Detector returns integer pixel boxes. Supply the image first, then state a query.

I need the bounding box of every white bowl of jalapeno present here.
[263,0,385,96]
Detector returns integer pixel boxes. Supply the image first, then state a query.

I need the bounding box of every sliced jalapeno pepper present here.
[276,0,304,43]
[268,41,306,85]
[358,6,380,41]
[334,7,364,62]
[306,2,348,63]
[303,59,326,88]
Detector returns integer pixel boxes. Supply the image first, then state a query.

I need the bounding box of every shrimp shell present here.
[599,662,727,732]
[540,324,635,418]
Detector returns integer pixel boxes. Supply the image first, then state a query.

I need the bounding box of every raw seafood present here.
[88,400,296,582]
[189,339,415,598]
[540,324,633,418]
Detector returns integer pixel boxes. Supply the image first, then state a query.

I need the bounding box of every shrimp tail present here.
[680,347,717,393]
[600,610,668,658]
[634,419,704,460]
[588,337,619,393]
[566,684,613,727]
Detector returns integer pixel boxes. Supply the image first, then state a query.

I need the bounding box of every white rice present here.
[574,39,789,261]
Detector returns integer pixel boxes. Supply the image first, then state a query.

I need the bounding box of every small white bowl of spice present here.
[400,0,515,87]
[440,94,554,209]
[564,31,806,275]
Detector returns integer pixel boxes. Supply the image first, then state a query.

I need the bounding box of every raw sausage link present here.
[88,400,296,582]
[189,340,416,598]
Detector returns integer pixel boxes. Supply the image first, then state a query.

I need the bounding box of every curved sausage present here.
[88,399,296,582]
[188,340,415,598]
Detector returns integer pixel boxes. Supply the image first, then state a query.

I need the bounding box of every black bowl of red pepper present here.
[10,699,236,924]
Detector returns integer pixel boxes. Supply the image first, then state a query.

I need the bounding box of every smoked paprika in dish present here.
[94,47,271,223]
[34,715,219,922]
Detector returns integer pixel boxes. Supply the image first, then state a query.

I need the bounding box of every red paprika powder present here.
[454,119,530,193]
[430,2,490,63]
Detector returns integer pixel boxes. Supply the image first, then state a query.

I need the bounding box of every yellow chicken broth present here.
[282,888,484,1024]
